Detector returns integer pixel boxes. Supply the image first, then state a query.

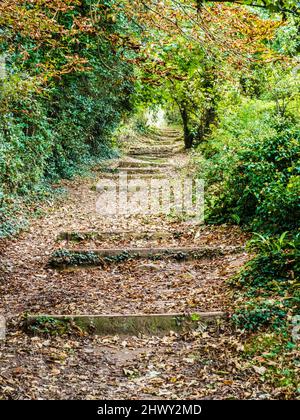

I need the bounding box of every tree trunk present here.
[195,64,217,144]
[197,105,216,142]
[180,106,193,149]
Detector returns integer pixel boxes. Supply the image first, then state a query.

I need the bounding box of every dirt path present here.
[0,128,273,400]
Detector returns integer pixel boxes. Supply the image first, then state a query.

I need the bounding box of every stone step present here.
[57,230,183,242]
[48,246,244,268]
[135,156,169,164]
[118,160,172,169]
[96,174,166,186]
[26,312,225,336]
[144,138,182,143]
[128,151,175,158]
[131,145,175,151]
[140,138,182,145]
[0,316,5,342]
[154,134,182,140]
[151,129,182,136]
[128,147,182,157]
[117,167,164,174]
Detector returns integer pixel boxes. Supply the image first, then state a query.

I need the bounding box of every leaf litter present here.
[0,131,289,400]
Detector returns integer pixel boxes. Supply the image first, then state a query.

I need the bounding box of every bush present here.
[0,1,135,238]
[232,301,287,331]
[230,232,299,331]
[0,74,131,237]
[199,103,300,233]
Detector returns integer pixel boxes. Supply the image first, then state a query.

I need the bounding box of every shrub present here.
[230,232,299,331]
[0,1,135,237]
[200,104,300,233]
[232,301,287,331]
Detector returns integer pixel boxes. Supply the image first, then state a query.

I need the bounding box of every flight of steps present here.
[28,127,243,335]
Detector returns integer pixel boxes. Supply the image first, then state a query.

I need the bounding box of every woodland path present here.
[0,128,271,400]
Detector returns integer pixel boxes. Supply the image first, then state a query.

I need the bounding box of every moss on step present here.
[48,246,244,268]
[24,315,79,336]
[96,173,166,182]
[57,230,183,242]
[118,160,172,169]
[48,249,135,268]
[26,312,225,336]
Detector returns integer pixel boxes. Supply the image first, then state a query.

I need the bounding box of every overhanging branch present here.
[196,0,299,16]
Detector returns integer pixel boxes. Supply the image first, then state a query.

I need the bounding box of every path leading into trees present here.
[0,128,271,400]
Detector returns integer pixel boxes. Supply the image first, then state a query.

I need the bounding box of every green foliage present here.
[0,1,134,237]
[234,238,299,294]
[48,249,134,268]
[26,316,77,337]
[0,184,65,239]
[49,249,102,268]
[204,0,300,16]
[230,232,299,331]
[232,301,287,331]
[242,331,299,395]
[247,231,299,253]
[194,16,299,341]
[201,105,300,232]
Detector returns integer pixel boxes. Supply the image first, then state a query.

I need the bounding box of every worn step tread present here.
[63,245,243,256]
[128,151,174,156]
[26,312,225,335]
[128,146,182,154]
[0,316,5,341]
[95,174,167,186]
[128,153,175,159]
[117,167,165,174]
[128,148,181,157]
[57,230,183,242]
[49,245,245,267]
[118,160,173,169]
